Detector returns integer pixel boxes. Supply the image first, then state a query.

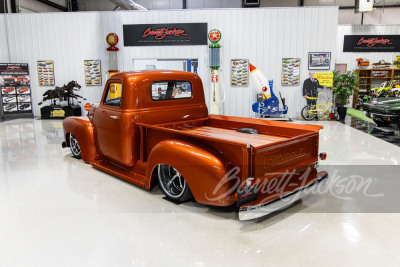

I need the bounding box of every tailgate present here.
[253,133,319,178]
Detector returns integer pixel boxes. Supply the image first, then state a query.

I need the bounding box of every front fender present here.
[63,116,100,163]
[145,139,238,206]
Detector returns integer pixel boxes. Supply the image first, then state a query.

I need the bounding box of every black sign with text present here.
[123,23,208,46]
[343,35,400,52]
[0,63,29,75]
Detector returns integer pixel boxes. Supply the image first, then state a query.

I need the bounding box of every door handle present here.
[110,116,118,120]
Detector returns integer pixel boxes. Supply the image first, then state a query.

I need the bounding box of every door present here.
[94,81,123,162]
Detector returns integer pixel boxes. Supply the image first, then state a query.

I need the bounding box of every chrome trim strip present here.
[371,113,399,118]
[238,172,328,221]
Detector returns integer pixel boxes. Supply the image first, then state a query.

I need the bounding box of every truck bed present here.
[139,115,322,149]
[181,126,288,148]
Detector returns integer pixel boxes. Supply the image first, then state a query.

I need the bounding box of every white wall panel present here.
[0,15,9,62]
[1,7,338,118]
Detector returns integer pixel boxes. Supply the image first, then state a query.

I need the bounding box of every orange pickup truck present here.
[62,70,327,220]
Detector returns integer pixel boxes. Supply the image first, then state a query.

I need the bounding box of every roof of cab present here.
[109,70,200,80]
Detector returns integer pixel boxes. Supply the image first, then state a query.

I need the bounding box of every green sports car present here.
[362,97,400,128]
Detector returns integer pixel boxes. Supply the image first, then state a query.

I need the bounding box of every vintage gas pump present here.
[208,29,222,115]
[106,33,121,99]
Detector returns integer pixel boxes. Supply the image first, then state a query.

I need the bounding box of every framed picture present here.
[84,60,102,86]
[334,63,347,74]
[37,60,55,86]
[308,52,331,70]
[230,59,249,86]
[281,58,300,86]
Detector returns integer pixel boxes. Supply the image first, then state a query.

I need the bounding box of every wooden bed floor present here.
[182,126,287,147]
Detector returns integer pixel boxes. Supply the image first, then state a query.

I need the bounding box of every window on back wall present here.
[151,81,192,101]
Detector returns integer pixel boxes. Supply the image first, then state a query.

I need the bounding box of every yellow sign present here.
[50,109,65,117]
[314,72,333,87]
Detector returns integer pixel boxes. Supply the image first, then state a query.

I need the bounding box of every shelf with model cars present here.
[354,68,400,108]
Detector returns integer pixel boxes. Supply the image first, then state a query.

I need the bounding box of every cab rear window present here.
[151,81,192,101]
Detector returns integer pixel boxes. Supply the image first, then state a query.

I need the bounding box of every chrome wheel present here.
[158,164,192,202]
[69,134,81,158]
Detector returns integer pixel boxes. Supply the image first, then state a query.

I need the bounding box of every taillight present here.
[245,177,256,187]
[319,152,327,160]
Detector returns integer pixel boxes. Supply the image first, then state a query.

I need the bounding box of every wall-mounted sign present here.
[37,60,55,86]
[84,60,102,86]
[343,35,400,52]
[0,63,29,75]
[282,58,300,86]
[0,63,33,115]
[308,52,331,70]
[123,23,208,46]
[314,72,333,87]
[231,59,248,86]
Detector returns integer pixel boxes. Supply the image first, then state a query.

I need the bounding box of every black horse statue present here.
[38,81,86,105]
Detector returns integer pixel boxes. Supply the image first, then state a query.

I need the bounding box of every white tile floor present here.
[0,118,400,266]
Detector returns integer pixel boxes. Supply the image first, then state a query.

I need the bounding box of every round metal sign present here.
[208,29,221,43]
[106,33,119,46]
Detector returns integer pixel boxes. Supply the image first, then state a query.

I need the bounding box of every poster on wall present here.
[308,52,331,70]
[37,60,55,86]
[231,59,249,86]
[343,35,400,52]
[0,63,33,114]
[123,23,208,46]
[281,58,300,86]
[84,60,102,86]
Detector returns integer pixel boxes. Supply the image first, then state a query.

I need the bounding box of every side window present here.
[103,82,122,107]
[151,81,192,101]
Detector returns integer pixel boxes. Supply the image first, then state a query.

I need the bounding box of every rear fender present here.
[63,117,100,163]
[145,139,237,206]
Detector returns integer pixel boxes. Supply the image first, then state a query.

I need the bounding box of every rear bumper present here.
[238,171,328,221]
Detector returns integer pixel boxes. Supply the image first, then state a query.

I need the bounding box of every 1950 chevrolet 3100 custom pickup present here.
[62,70,328,220]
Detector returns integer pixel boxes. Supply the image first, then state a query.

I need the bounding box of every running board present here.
[91,160,146,188]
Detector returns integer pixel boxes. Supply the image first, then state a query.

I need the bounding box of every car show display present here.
[281,58,300,85]
[37,61,55,86]
[230,59,249,86]
[62,70,327,220]
[84,60,102,86]
[0,63,33,118]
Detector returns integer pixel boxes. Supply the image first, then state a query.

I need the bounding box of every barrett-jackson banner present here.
[343,35,400,52]
[123,23,207,46]
[0,63,29,75]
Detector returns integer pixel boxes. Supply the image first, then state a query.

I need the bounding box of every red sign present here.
[208,29,221,43]
[211,74,218,83]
